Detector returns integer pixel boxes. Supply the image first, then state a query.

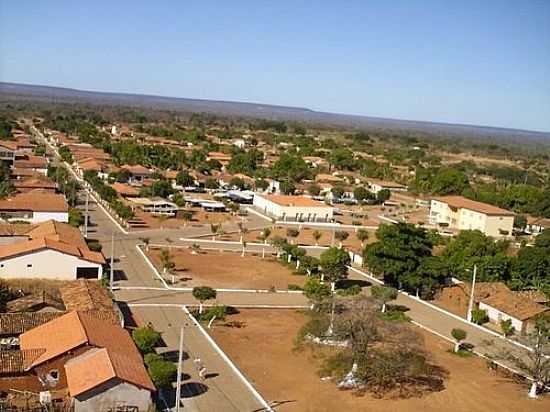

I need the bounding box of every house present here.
[13,176,57,193]
[19,311,154,411]
[76,158,116,179]
[119,164,153,186]
[253,194,333,222]
[0,312,63,340]
[525,216,550,235]
[207,151,232,166]
[429,196,514,237]
[0,192,69,223]
[111,182,140,198]
[315,174,345,184]
[129,197,179,216]
[13,155,48,175]
[366,178,408,194]
[0,220,105,280]
[0,141,17,162]
[479,290,549,335]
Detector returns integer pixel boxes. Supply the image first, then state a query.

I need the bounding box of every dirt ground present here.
[147,247,305,289]
[209,309,550,412]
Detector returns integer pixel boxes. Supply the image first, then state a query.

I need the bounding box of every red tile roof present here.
[434,196,515,216]
[0,192,69,212]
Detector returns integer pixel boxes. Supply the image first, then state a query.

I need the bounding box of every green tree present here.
[176,170,194,187]
[376,189,391,203]
[319,247,351,291]
[132,326,161,353]
[68,208,84,228]
[364,223,434,289]
[303,277,331,306]
[308,183,321,196]
[331,185,345,200]
[147,359,177,388]
[353,186,372,203]
[280,180,296,195]
[356,228,369,247]
[192,286,217,314]
[451,328,467,353]
[500,318,515,337]
[160,248,175,274]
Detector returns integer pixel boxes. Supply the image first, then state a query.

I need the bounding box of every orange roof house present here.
[19,311,154,403]
[0,192,69,223]
[13,176,57,193]
[0,220,105,280]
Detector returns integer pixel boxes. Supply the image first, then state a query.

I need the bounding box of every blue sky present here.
[1,1,549,131]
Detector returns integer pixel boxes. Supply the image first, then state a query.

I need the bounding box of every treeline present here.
[364,223,550,299]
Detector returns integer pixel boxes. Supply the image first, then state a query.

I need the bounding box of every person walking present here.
[194,357,207,381]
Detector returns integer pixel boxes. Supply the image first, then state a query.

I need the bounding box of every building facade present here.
[253,194,333,222]
[429,196,514,237]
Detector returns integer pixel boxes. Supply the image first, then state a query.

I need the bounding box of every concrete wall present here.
[479,302,523,333]
[0,249,102,280]
[74,379,152,412]
[457,208,486,232]
[33,211,69,223]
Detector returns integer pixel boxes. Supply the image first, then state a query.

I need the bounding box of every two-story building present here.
[430,196,514,237]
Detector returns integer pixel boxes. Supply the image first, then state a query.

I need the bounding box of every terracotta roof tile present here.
[0,192,69,212]
[481,291,549,321]
[434,196,514,216]
[0,312,64,336]
[59,280,114,312]
[0,350,46,374]
[20,311,154,393]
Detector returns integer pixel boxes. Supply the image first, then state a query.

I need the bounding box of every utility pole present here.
[110,232,115,293]
[84,190,89,238]
[175,326,184,412]
[466,264,477,323]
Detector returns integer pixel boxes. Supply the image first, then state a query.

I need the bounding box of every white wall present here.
[253,196,333,222]
[0,249,102,280]
[33,211,69,223]
[479,302,523,332]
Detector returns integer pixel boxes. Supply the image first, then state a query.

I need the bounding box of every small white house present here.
[0,192,69,223]
[479,291,548,335]
[0,237,105,280]
[367,179,407,194]
[129,197,179,216]
[253,194,333,222]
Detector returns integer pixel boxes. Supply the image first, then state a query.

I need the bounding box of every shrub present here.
[132,326,161,353]
[147,359,177,388]
[336,284,362,296]
[144,353,164,367]
[471,309,489,325]
[195,305,237,321]
[86,240,103,252]
[288,284,303,291]
[378,309,411,322]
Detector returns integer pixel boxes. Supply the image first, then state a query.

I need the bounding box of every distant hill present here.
[1,82,549,144]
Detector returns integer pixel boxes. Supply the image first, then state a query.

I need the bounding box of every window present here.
[27,264,32,268]
[48,369,59,381]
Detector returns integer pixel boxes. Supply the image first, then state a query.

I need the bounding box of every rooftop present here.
[481,290,549,321]
[59,280,115,313]
[0,192,69,213]
[261,194,331,208]
[0,312,64,337]
[434,196,515,216]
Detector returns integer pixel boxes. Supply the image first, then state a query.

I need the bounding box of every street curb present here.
[182,306,275,412]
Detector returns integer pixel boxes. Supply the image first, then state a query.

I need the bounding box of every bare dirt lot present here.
[147,247,305,290]
[209,309,550,412]
[219,225,378,253]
